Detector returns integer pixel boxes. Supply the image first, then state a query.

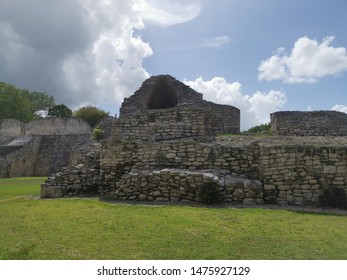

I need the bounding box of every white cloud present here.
[258,36,347,83]
[332,104,347,113]
[142,0,201,27]
[185,77,287,130]
[0,0,200,113]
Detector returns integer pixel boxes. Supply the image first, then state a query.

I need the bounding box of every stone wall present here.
[99,139,260,182]
[41,143,101,198]
[0,117,93,178]
[120,75,203,116]
[0,117,91,136]
[112,102,240,142]
[259,139,347,205]
[0,119,24,137]
[25,118,91,135]
[0,135,93,177]
[100,168,263,205]
[42,136,347,207]
[271,111,347,136]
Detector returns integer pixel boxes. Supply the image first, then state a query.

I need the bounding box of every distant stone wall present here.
[0,135,93,177]
[0,117,91,136]
[0,119,24,137]
[25,118,91,135]
[271,111,347,136]
[0,117,92,178]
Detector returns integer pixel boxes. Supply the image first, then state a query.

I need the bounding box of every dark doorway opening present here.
[148,77,178,110]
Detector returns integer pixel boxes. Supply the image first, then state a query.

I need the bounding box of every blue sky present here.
[0,0,346,129]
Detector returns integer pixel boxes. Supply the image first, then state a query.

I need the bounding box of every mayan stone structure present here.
[0,118,92,177]
[271,111,347,136]
[115,75,240,141]
[40,75,347,207]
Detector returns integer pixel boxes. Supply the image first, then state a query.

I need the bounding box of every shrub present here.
[243,123,271,134]
[92,128,104,140]
[199,183,221,205]
[319,187,347,209]
[73,106,108,127]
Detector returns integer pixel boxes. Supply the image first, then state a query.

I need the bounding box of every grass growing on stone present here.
[0,177,347,260]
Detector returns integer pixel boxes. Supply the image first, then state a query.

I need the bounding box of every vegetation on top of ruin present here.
[243,123,271,134]
[1,177,346,260]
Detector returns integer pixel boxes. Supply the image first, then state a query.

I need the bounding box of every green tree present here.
[0,82,34,122]
[73,106,108,127]
[27,91,55,112]
[0,81,56,122]
[48,104,73,117]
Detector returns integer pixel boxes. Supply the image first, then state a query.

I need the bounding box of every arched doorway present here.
[148,77,178,110]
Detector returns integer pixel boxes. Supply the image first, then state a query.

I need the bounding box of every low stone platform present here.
[105,168,263,204]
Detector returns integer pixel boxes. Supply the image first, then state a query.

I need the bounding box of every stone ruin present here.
[0,118,92,177]
[271,111,347,136]
[39,74,347,207]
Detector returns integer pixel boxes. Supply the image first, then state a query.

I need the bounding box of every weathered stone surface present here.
[34,76,347,208]
[271,111,347,136]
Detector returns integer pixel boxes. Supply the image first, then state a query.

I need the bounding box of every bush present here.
[244,123,271,134]
[92,128,104,140]
[73,106,108,127]
[319,187,347,209]
[199,183,221,205]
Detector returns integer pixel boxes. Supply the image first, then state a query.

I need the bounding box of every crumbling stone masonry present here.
[271,111,347,136]
[40,75,347,207]
[0,118,92,177]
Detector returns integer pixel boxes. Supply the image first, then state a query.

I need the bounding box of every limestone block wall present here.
[0,119,24,137]
[100,168,263,205]
[41,143,101,198]
[120,75,203,116]
[271,111,347,136]
[0,135,92,177]
[112,103,239,142]
[99,140,260,183]
[25,118,91,135]
[259,143,347,205]
[42,136,347,206]
[1,117,91,137]
[0,136,41,177]
[203,101,240,135]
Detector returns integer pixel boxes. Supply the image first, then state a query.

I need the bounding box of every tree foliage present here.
[73,106,109,127]
[48,104,73,118]
[0,82,34,122]
[26,91,55,112]
[0,81,56,122]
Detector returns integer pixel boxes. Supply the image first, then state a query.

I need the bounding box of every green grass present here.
[0,177,347,260]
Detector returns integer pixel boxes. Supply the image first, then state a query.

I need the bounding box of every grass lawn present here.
[0,177,346,260]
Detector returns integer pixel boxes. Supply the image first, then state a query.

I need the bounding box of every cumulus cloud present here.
[332,104,347,114]
[0,0,200,113]
[185,77,287,130]
[258,36,347,83]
